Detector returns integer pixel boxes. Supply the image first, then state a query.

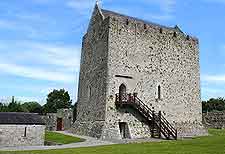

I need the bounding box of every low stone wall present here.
[175,122,207,138]
[0,125,45,147]
[203,111,225,129]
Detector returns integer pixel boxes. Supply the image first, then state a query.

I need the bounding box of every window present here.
[144,24,147,29]
[88,86,92,100]
[160,28,163,34]
[157,85,161,100]
[126,19,129,25]
[119,84,126,102]
[186,35,190,40]
[24,127,27,137]
[173,32,177,38]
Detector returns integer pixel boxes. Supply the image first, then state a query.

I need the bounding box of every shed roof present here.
[0,112,45,125]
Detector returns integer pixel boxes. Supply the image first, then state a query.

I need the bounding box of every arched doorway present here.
[119,84,126,102]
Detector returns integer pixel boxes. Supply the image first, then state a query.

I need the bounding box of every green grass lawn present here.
[1,129,225,154]
[45,131,85,144]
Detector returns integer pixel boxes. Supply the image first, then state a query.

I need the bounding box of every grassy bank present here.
[45,131,85,144]
[1,129,225,154]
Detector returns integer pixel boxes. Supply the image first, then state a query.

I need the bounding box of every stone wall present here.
[203,111,225,129]
[103,12,206,139]
[41,108,73,131]
[41,113,57,131]
[57,108,73,130]
[72,4,109,138]
[0,125,45,147]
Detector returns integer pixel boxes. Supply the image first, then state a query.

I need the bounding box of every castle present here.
[72,3,207,140]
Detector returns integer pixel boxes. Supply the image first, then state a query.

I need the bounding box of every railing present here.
[115,93,177,140]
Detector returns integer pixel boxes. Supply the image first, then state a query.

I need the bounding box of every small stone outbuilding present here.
[41,108,73,131]
[0,112,45,147]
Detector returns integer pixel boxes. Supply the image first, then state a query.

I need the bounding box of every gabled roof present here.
[101,9,175,30]
[0,112,45,125]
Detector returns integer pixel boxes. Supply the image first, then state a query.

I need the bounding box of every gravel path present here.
[0,131,164,151]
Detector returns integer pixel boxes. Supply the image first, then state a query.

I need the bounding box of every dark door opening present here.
[119,122,130,139]
[119,84,126,102]
[57,118,63,131]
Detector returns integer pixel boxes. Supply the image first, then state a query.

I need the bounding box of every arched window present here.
[119,84,126,102]
[157,85,161,100]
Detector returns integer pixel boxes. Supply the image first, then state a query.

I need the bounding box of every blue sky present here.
[0,0,224,104]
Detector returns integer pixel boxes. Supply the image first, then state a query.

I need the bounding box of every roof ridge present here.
[101,9,174,30]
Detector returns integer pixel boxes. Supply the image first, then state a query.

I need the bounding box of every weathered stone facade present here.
[57,108,73,130]
[72,3,207,139]
[41,113,57,131]
[0,125,45,147]
[203,111,225,129]
[41,108,73,131]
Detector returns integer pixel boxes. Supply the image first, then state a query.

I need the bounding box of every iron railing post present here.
[158,111,162,139]
[151,110,155,138]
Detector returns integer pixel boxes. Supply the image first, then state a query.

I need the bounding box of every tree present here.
[0,102,8,112]
[43,89,72,113]
[21,102,43,114]
[202,97,225,113]
[7,101,24,112]
[4,96,23,112]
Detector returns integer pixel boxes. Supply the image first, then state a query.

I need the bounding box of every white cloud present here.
[141,0,176,13]
[202,75,225,83]
[138,0,176,20]
[22,42,81,70]
[66,0,94,15]
[0,62,74,83]
[65,0,176,20]
[0,40,81,70]
[201,87,225,100]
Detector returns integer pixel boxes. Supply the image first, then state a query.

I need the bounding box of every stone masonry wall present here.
[71,5,109,138]
[203,111,225,129]
[41,109,73,131]
[41,113,57,131]
[57,108,73,130]
[103,13,206,139]
[0,125,45,147]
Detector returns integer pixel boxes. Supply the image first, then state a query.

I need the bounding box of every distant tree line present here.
[0,89,74,115]
[202,97,225,113]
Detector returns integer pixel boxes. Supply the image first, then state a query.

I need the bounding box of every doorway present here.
[119,84,126,102]
[57,118,63,131]
[119,122,130,139]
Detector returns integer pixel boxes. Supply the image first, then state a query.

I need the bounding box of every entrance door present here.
[119,84,126,102]
[119,122,129,139]
[57,118,63,131]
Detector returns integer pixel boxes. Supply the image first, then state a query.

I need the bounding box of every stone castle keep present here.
[72,3,206,140]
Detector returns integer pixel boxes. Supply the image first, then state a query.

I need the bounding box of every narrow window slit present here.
[24,127,27,137]
[144,24,147,29]
[126,19,129,25]
[157,85,161,100]
[160,28,163,34]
